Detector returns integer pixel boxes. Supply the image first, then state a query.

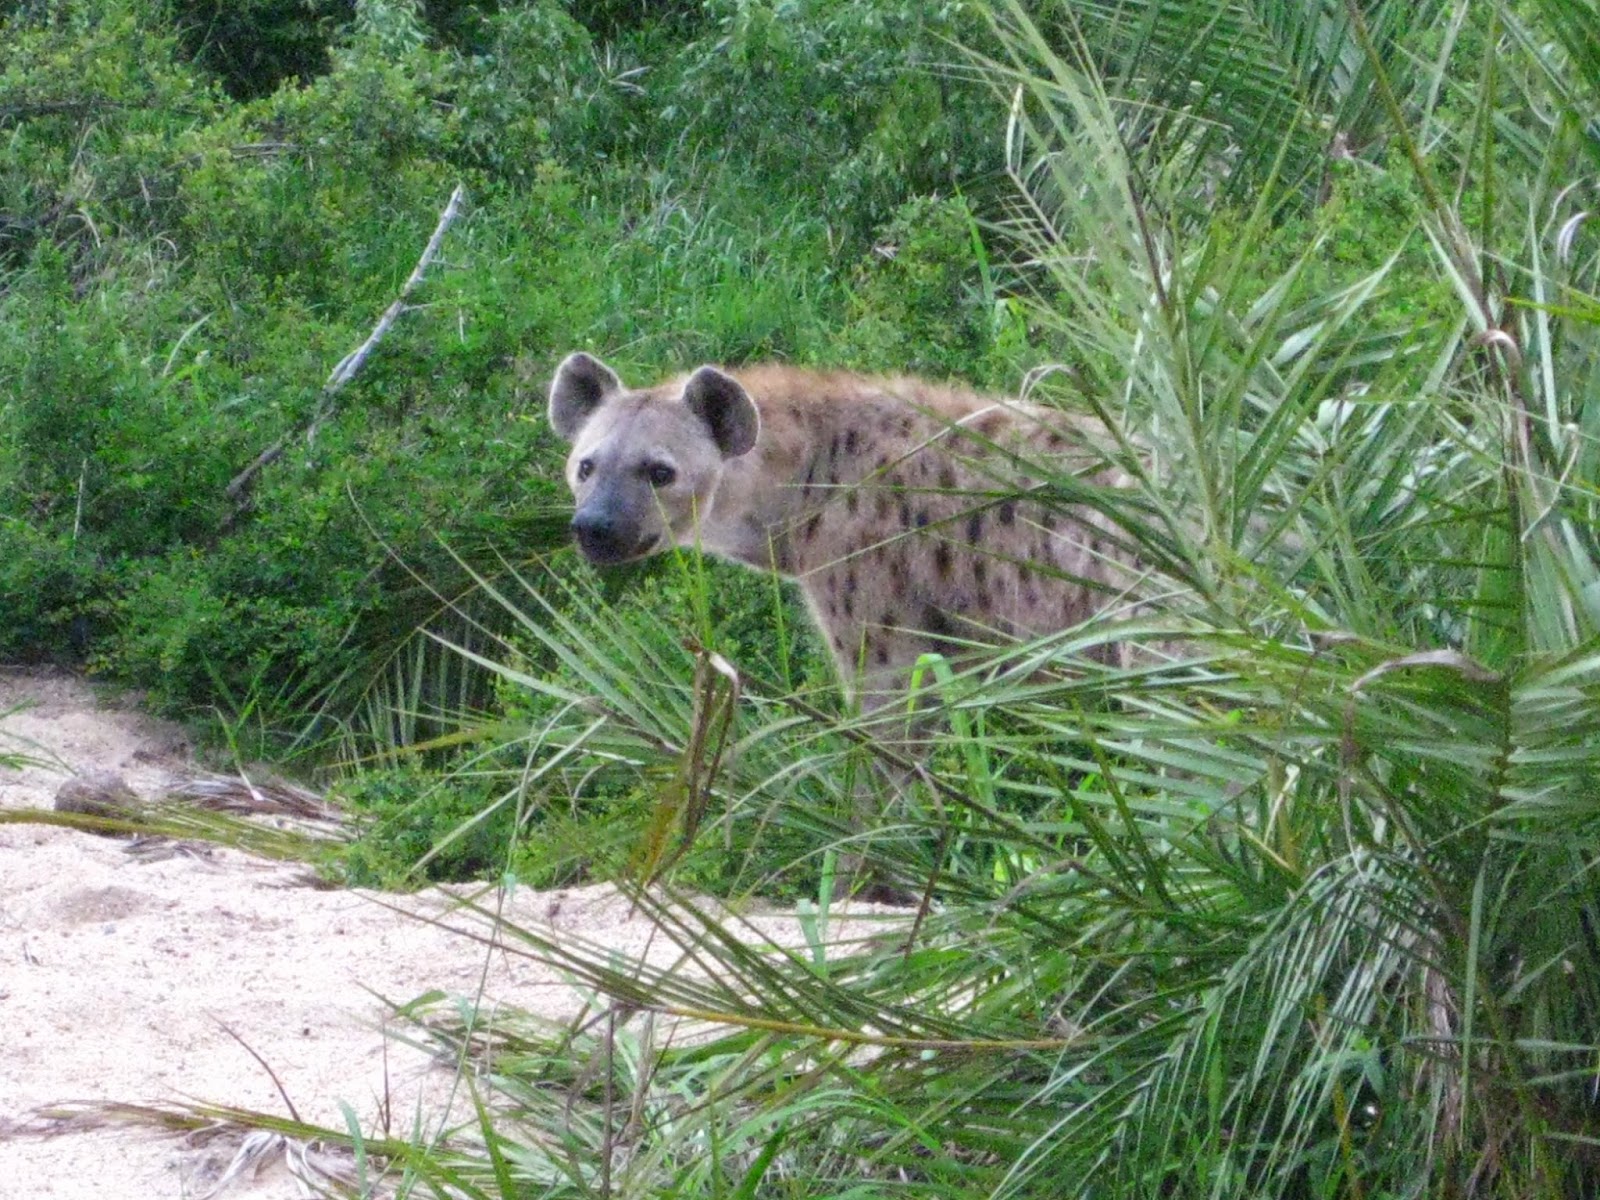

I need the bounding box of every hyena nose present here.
[570,511,629,564]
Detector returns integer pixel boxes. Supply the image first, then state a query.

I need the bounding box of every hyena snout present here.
[570,507,659,566]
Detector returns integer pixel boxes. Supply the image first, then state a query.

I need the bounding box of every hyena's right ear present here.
[682,366,760,457]
[548,352,623,441]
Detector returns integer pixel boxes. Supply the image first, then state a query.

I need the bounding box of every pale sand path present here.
[0,669,886,1198]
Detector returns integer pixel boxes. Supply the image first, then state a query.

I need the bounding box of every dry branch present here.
[223,183,467,512]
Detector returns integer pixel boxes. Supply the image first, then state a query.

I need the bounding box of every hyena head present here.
[548,352,761,565]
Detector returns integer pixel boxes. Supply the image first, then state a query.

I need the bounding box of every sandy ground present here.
[0,668,889,1198]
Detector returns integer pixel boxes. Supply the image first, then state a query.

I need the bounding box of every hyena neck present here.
[690,412,866,576]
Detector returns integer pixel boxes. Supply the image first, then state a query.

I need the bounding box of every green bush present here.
[332,764,513,887]
[0,0,219,255]
[840,193,1021,382]
[0,522,103,661]
[652,0,998,240]
[169,0,350,100]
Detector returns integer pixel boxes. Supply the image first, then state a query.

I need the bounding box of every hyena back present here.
[547,353,1139,710]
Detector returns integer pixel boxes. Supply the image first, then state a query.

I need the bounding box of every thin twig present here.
[0,97,210,125]
[601,1007,616,1200]
[72,457,87,544]
[223,184,467,510]
[325,184,467,395]
[211,1017,302,1124]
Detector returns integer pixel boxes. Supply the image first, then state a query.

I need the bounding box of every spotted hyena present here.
[547,352,1141,713]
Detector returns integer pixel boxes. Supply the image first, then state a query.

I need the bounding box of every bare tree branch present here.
[0,97,210,126]
[223,184,468,512]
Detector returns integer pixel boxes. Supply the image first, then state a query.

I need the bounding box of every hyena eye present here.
[576,459,594,482]
[646,463,676,488]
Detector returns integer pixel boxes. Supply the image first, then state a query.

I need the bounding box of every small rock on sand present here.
[53,771,144,829]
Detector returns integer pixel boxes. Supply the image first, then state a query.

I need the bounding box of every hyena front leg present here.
[832,671,947,906]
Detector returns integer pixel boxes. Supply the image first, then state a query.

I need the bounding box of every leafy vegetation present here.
[5,0,1600,1195]
[0,0,1000,727]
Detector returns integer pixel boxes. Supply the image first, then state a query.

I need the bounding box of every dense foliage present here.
[0,0,1003,730]
[4,0,1600,1196]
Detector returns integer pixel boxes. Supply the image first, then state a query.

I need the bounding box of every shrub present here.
[841,193,1000,380]
[650,0,1000,239]
[333,764,513,887]
[169,0,350,100]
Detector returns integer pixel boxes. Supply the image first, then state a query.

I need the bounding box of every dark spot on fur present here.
[1026,587,1039,607]
[921,605,961,653]
[974,411,1006,437]
[845,429,860,455]
[805,513,823,541]
[847,491,859,515]
[876,493,891,520]
[1019,563,1032,584]
[915,509,930,529]
[998,500,1016,526]
[899,500,912,529]
[973,560,988,587]
[977,587,991,608]
[829,434,840,461]
[832,633,846,651]
[827,574,839,595]
[966,511,984,543]
[1047,433,1064,448]
[843,594,854,618]
[875,454,889,471]
[880,609,896,628]
[875,643,890,665]
[938,465,956,490]
[934,544,953,578]
[846,569,858,595]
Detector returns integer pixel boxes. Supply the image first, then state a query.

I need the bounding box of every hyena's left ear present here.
[548,352,623,441]
[683,366,760,458]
